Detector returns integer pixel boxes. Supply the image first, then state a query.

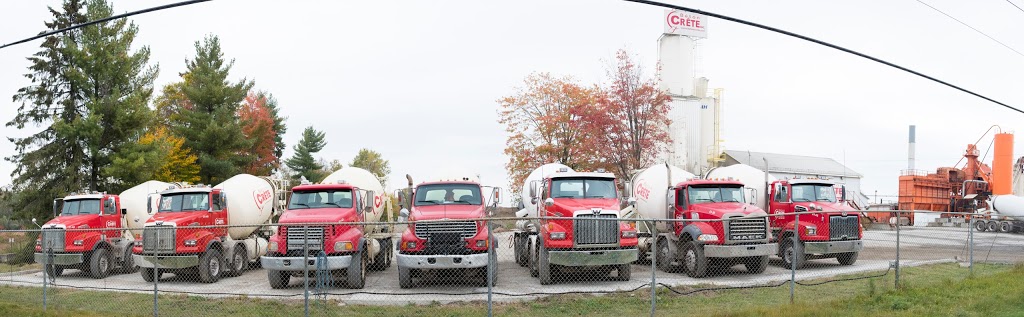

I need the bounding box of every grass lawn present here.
[0,263,1019,317]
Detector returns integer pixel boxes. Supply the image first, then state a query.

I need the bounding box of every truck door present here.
[101,195,121,238]
[770,182,792,225]
[210,191,228,237]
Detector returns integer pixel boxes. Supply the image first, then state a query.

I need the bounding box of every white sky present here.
[1,0,1022,204]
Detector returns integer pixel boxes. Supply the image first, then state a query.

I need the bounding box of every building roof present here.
[724,150,862,178]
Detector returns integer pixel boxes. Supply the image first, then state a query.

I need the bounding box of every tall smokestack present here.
[908,125,916,171]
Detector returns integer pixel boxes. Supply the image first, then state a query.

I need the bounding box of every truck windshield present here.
[550,178,617,199]
[687,186,745,204]
[60,199,101,216]
[791,184,837,202]
[415,184,482,206]
[289,190,353,209]
[158,193,210,212]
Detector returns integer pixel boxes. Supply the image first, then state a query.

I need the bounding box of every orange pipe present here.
[992,133,1014,195]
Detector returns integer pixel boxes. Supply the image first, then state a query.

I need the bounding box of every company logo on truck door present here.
[253,189,273,212]
[106,220,116,228]
[635,182,651,200]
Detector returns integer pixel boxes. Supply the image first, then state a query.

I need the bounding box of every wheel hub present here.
[210,258,220,276]
[684,249,696,271]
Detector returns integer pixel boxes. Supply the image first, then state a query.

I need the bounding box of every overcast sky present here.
[1,0,1022,203]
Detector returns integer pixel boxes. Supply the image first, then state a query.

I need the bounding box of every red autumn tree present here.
[600,49,673,180]
[498,73,615,193]
[238,91,278,175]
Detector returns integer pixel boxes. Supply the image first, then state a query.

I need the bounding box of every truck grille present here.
[574,214,618,245]
[727,217,768,242]
[829,215,859,241]
[143,225,176,253]
[414,221,477,240]
[40,228,66,252]
[287,227,325,251]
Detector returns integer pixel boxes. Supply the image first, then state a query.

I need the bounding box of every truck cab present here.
[395,179,500,288]
[262,182,381,289]
[767,179,863,268]
[658,180,776,277]
[35,192,135,279]
[527,170,638,284]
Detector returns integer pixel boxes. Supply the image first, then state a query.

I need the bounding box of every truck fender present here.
[680,222,715,241]
[91,239,112,254]
[204,237,223,254]
[778,221,811,239]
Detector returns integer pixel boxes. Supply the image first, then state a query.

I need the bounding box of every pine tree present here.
[285,127,327,183]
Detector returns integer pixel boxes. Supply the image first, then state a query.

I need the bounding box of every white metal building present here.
[722,150,869,207]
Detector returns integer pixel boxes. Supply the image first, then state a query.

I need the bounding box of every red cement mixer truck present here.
[511,164,638,285]
[706,164,862,269]
[262,167,393,289]
[625,164,776,278]
[35,181,176,279]
[132,174,287,283]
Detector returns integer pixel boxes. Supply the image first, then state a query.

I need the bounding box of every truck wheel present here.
[1000,221,1013,233]
[514,234,528,267]
[346,245,367,289]
[122,247,138,273]
[528,240,538,277]
[398,264,413,289]
[745,256,769,274]
[538,240,552,285]
[370,239,391,271]
[226,246,246,277]
[267,269,290,289]
[141,268,162,283]
[681,240,708,278]
[614,263,631,281]
[89,248,111,279]
[198,249,223,283]
[837,252,859,265]
[655,237,676,273]
[974,220,988,232]
[383,238,393,269]
[45,264,63,279]
[781,237,806,270]
[987,221,998,232]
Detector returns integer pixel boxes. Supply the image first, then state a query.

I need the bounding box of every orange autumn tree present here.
[144,127,201,184]
[498,73,615,196]
[238,91,278,175]
[601,49,673,180]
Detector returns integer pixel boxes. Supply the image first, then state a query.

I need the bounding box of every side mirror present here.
[121,208,127,215]
[492,188,502,205]
[365,191,375,213]
[146,195,153,214]
[529,180,538,199]
[623,182,633,198]
[544,197,554,207]
[52,199,59,217]
[748,188,758,205]
[398,208,410,222]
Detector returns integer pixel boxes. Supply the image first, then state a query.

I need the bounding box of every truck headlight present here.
[184,240,197,247]
[697,234,719,242]
[403,241,417,250]
[622,230,637,238]
[73,240,84,246]
[267,241,278,252]
[805,226,817,236]
[134,240,143,247]
[334,241,353,251]
[550,232,566,240]
[475,239,488,248]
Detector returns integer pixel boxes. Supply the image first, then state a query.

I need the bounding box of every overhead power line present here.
[1007,0,1024,14]
[0,0,211,50]
[914,0,1024,58]
[622,0,1023,115]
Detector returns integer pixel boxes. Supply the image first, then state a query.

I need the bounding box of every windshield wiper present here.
[323,202,344,208]
[553,195,577,198]
[793,198,812,202]
[291,203,310,209]
[452,200,476,205]
[416,200,439,205]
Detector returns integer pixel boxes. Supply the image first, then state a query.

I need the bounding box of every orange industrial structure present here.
[893,131,1014,223]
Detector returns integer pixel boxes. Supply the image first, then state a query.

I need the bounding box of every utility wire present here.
[0,0,212,50]
[914,0,1024,58]
[622,0,1023,115]
[1006,0,1024,14]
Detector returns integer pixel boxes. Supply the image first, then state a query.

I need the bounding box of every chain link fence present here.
[1,210,1022,316]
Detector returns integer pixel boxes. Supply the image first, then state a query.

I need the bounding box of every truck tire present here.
[1000,221,1013,233]
[837,252,859,265]
[974,220,988,232]
[198,249,223,283]
[88,248,111,279]
[370,238,391,271]
[141,268,162,283]
[987,221,998,232]
[122,247,138,273]
[528,240,538,277]
[681,240,708,278]
[267,269,290,289]
[225,246,247,277]
[745,255,769,274]
[655,236,676,273]
[538,240,553,285]
[45,264,63,279]
[781,237,806,270]
[346,245,367,289]
[514,233,529,267]
[614,263,631,281]
[398,264,413,289]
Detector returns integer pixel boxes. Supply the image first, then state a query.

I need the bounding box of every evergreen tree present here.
[285,127,327,183]
[167,35,254,184]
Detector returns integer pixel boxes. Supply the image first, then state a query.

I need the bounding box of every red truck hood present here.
[44,215,99,229]
[793,201,854,213]
[148,212,205,226]
[688,202,765,217]
[413,204,485,220]
[278,208,356,224]
[550,198,620,214]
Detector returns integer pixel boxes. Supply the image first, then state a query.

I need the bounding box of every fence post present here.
[303,225,309,317]
[968,216,974,275]
[895,213,901,290]
[790,213,798,304]
[153,227,159,317]
[43,243,50,312]
[487,218,494,317]
[650,221,657,317]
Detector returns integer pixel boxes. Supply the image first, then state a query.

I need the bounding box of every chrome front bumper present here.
[803,240,863,254]
[260,255,352,271]
[703,243,778,258]
[34,253,84,265]
[547,248,638,266]
[132,254,199,269]
[397,253,489,269]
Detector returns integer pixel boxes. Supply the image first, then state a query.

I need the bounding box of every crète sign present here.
[664,9,707,38]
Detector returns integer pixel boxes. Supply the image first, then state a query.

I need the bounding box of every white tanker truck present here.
[263,167,393,289]
[980,195,1024,233]
[132,174,287,283]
